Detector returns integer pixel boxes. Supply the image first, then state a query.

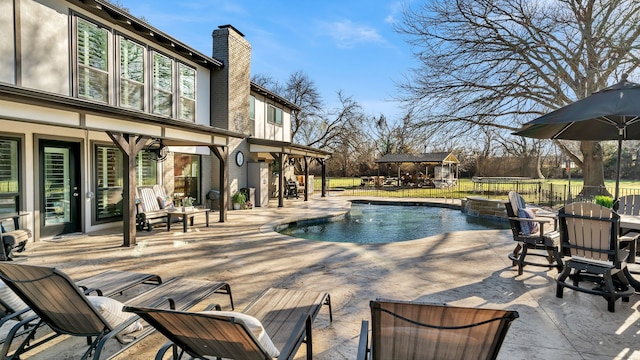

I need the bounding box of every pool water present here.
[279,203,508,244]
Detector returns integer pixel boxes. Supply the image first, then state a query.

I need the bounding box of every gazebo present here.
[375,152,459,187]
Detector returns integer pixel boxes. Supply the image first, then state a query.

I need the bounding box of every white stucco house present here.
[0,0,330,245]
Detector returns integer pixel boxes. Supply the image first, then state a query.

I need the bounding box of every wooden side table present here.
[166,208,210,232]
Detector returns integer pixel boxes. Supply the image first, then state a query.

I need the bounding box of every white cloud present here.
[384,1,406,24]
[322,19,385,48]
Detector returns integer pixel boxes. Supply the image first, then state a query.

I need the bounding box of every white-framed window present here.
[73,15,198,121]
[178,63,196,121]
[119,37,145,110]
[77,18,109,102]
[94,144,157,221]
[267,104,282,125]
[249,95,255,120]
[152,51,173,117]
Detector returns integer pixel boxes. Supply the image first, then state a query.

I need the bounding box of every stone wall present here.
[462,196,508,222]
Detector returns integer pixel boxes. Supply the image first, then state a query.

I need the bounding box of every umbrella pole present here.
[615,135,622,200]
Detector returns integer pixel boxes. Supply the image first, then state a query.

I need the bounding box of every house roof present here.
[376,152,459,164]
[67,0,224,69]
[247,138,331,159]
[0,83,244,146]
[250,82,301,111]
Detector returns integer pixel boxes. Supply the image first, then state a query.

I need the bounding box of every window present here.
[152,52,173,116]
[0,138,20,215]
[178,63,196,121]
[173,154,200,205]
[267,105,283,125]
[249,95,255,133]
[119,37,144,110]
[74,15,198,121]
[77,18,109,102]
[249,95,255,120]
[94,145,157,221]
[137,151,158,186]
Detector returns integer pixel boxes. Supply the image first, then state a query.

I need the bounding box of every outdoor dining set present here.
[505,191,640,313]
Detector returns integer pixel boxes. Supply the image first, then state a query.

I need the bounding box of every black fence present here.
[314,177,640,208]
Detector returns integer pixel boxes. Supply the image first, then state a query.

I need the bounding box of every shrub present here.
[594,195,613,208]
[231,192,246,205]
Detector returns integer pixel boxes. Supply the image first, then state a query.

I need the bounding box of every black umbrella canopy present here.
[514,75,640,141]
[514,75,640,200]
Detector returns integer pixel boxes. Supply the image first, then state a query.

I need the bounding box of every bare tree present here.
[496,133,545,178]
[281,71,324,142]
[254,71,364,151]
[294,88,363,150]
[251,74,284,94]
[396,0,640,195]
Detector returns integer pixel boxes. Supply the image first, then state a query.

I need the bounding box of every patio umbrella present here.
[514,74,640,199]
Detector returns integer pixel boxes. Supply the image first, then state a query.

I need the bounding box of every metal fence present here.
[314,177,640,208]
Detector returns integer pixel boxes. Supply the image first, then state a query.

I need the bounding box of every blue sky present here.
[117,0,415,121]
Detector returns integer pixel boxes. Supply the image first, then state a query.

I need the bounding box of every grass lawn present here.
[318,177,640,190]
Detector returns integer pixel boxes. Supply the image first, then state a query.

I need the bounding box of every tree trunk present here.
[536,155,545,179]
[580,141,608,197]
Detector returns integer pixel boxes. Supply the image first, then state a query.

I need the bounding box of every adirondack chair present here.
[505,191,563,275]
[556,202,637,312]
[136,187,169,231]
[0,214,30,261]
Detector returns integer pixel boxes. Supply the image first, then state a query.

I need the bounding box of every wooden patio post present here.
[210,146,228,222]
[107,132,149,247]
[277,154,285,207]
[321,159,327,197]
[303,156,309,201]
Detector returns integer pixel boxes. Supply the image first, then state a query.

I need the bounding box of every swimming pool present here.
[278,203,508,244]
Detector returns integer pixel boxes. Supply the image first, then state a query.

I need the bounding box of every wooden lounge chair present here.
[357,299,518,360]
[0,263,233,359]
[505,191,563,275]
[74,269,162,297]
[0,282,36,345]
[0,269,161,345]
[124,287,332,360]
[136,187,169,231]
[556,202,637,312]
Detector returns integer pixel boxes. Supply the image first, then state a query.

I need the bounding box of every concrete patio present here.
[7,196,640,359]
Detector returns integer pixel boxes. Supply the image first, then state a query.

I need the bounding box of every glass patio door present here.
[40,140,81,238]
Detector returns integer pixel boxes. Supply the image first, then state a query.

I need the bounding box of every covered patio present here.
[10,196,640,359]
[375,152,460,188]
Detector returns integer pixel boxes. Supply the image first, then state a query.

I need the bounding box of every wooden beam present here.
[210,145,228,222]
[320,159,327,197]
[271,153,284,207]
[303,156,309,201]
[107,132,149,247]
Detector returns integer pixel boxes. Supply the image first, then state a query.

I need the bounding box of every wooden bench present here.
[136,187,168,231]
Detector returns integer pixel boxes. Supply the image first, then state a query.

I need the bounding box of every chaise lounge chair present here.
[357,299,518,360]
[0,263,233,359]
[0,269,162,344]
[124,287,332,360]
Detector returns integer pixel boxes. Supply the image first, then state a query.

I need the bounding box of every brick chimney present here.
[211,24,251,134]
